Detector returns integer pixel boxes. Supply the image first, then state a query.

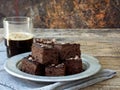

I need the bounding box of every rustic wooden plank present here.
[35,29,120,90]
[0,28,120,90]
[96,56,120,65]
[81,85,120,90]
[81,56,120,90]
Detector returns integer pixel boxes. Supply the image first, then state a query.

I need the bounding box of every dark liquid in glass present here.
[5,33,33,57]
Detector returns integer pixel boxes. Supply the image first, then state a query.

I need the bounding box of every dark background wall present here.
[0,0,120,28]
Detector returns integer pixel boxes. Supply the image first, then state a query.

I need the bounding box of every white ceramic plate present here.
[4,52,101,82]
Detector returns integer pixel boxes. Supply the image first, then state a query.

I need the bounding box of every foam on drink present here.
[7,32,33,40]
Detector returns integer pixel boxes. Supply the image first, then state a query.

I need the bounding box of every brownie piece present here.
[54,43,81,61]
[20,55,45,75]
[65,56,82,75]
[45,63,66,76]
[32,43,59,65]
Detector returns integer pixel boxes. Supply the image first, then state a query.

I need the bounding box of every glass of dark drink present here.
[3,16,33,57]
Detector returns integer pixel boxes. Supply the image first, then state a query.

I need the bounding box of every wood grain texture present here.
[0,28,120,90]
[35,29,120,90]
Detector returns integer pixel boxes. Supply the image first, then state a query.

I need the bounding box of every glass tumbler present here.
[3,16,33,57]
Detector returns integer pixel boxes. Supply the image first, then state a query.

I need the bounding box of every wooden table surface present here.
[0,28,120,90]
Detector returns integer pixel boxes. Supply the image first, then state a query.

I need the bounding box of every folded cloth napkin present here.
[0,41,7,66]
[0,41,6,52]
[0,41,116,90]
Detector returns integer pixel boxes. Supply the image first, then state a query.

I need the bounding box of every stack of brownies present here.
[20,38,83,76]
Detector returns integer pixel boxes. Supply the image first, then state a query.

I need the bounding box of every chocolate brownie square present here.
[65,56,82,75]
[45,63,66,76]
[32,43,59,65]
[54,43,81,61]
[20,55,45,75]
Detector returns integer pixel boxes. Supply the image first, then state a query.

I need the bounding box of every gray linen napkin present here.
[0,41,116,90]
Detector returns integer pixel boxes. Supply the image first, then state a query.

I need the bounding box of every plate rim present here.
[4,52,101,82]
